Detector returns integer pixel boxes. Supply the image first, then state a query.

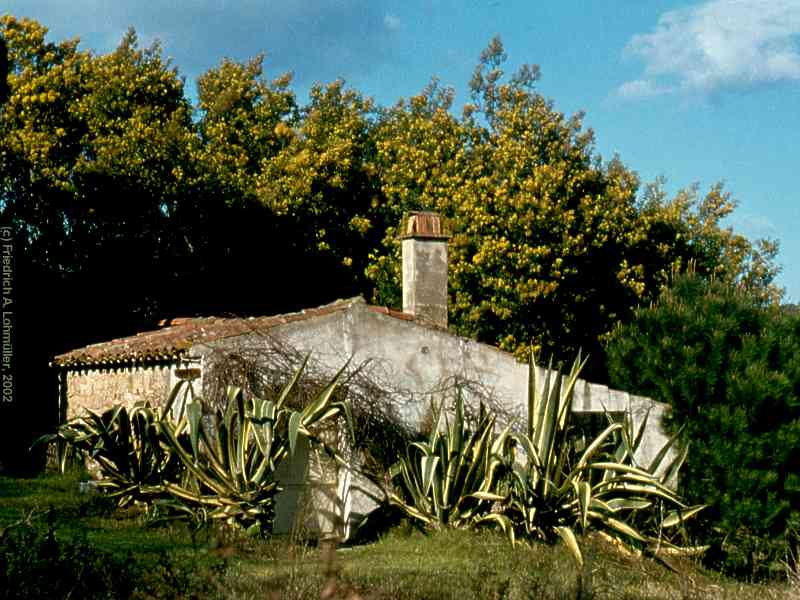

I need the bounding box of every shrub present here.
[388,352,703,565]
[387,391,510,533]
[605,272,800,579]
[40,400,181,508]
[0,506,226,600]
[0,508,138,599]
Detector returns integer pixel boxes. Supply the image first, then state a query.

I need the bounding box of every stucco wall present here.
[272,425,344,537]
[195,297,677,537]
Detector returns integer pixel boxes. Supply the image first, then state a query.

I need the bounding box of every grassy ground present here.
[0,472,797,599]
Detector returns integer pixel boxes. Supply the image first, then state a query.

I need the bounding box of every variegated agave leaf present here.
[157,355,351,534]
[501,351,705,564]
[389,391,510,534]
[43,402,179,507]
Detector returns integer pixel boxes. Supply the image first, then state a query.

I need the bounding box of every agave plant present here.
[156,355,353,534]
[40,396,184,507]
[388,391,513,537]
[43,355,353,535]
[498,351,705,566]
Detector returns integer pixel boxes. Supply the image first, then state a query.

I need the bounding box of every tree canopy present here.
[605,272,799,578]
[0,16,782,468]
[0,35,8,105]
[363,38,780,374]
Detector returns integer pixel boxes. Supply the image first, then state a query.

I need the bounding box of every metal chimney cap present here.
[400,211,450,240]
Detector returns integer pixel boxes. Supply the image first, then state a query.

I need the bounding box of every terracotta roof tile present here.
[366,305,414,321]
[53,298,417,367]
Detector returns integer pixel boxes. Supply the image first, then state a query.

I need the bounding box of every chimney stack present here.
[401,211,449,328]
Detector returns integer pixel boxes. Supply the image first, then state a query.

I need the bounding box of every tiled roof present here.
[54,297,411,368]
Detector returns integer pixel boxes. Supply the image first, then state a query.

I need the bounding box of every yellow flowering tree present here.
[0,15,200,471]
[196,55,297,200]
[365,37,779,377]
[1,16,195,286]
[256,80,383,299]
[0,34,8,105]
[634,178,781,304]
[0,16,780,433]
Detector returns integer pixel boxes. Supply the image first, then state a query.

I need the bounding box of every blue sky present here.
[6,0,800,301]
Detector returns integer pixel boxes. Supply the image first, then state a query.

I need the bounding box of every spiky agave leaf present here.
[389,391,509,531]
[500,351,705,564]
[43,401,180,508]
[157,354,351,534]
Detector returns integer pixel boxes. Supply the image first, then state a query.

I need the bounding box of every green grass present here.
[0,472,797,599]
[0,470,201,555]
[228,528,798,600]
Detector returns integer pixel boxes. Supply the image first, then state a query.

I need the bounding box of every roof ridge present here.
[53,296,367,368]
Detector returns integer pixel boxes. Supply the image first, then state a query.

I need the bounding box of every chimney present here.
[401,211,449,328]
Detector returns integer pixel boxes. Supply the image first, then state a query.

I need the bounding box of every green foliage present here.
[606,272,800,578]
[388,392,511,535]
[0,502,225,600]
[500,351,704,567]
[2,474,796,598]
[49,355,351,535]
[388,352,703,565]
[0,510,139,600]
[39,400,181,507]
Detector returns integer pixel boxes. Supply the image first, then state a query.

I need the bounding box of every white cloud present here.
[618,0,800,100]
[730,213,780,240]
[383,13,401,31]
[4,0,401,92]
[616,78,672,99]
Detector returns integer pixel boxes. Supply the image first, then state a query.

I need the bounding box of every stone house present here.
[52,212,673,538]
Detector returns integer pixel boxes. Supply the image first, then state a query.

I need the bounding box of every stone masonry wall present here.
[65,365,173,419]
